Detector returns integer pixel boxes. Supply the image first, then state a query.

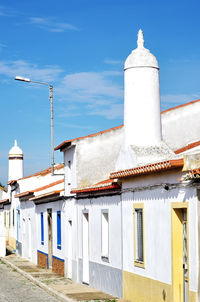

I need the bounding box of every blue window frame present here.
[57,211,61,250]
[41,212,44,245]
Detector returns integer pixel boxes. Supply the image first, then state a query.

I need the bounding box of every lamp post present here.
[15,76,55,175]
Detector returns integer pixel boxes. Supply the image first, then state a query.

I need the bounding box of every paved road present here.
[0,261,60,302]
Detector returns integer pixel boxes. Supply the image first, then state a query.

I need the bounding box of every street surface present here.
[0,261,60,302]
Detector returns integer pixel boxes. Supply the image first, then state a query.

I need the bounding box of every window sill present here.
[101,256,109,263]
[134,260,145,268]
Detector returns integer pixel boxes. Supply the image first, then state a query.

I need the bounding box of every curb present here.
[0,257,76,302]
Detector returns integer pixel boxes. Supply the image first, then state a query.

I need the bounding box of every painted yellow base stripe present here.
[123,270,196,302]
[9,237,16,250]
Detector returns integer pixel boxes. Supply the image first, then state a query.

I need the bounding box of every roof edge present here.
[110,158,184,179]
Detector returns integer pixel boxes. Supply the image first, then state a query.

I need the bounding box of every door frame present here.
[47,208,53,268]
[82,210,89,284]
[67,219,73,279]
[171,202,189,302]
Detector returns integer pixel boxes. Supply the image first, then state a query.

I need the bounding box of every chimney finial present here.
[137,29,144,49]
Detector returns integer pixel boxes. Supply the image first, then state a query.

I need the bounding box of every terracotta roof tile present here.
[18,163,64,180]
[55,125,123,151]
[110,159,184,179]
[0,198,10,204]
[15,179,64,199]
[162,99,200,114]
[71,179,121,194]
[33,179,64,192]
[15,191,34,198]
[174,140,200,154]
[29,189,64,201]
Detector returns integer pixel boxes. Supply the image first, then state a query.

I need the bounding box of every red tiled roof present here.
[33,179,64,192]
[174,140,200,154]
[71,179,121,194]
[18,163,64,180]
[7,180,17,185]
[55,99,200,151]
[55,125,123,151]
[29,189,64,201]
[15,179,64,198]
[162,99,200,114]
[15,191,34,198]
[0,198,10,204]
[110,159,184,179]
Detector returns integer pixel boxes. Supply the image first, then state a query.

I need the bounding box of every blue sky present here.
[0,0,200,185]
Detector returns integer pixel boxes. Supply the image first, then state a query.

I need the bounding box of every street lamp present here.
[15,76,55,175]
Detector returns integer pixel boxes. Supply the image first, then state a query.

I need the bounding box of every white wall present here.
[162,101,200,150]
[36,200,64,261]
[122,182,198,292]
[77,195,122,270]
[76,127,123,187]
[64,146,76,195]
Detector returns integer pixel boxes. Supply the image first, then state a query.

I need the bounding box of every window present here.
[134,204,144,267]
[41,213,44,245]
[4,211,6,227]
[9,211,11,227]
[101,211,109,260]
[57,211,61,250]
[22,218,26,234]
[67,160,71,185]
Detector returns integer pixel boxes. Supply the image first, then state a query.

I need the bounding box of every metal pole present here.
[49,85,54,175]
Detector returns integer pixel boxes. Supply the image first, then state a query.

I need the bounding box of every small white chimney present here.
[124,29,162,147]
[8,140,24,181]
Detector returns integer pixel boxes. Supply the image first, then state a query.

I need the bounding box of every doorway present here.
[67,220,73,279]
[82,212,89,284]
[28,217,32,259]
[172,204,188,302]
[47,209,53,268]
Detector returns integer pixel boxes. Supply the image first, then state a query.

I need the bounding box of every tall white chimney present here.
[124,29,162,147]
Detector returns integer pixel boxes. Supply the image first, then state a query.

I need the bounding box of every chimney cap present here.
[124,29,159,70]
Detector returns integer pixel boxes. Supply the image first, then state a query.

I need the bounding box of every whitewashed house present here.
[1,29,200,302]
[55,30,200,302]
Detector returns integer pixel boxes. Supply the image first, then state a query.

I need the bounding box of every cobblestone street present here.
[0,261,60,302]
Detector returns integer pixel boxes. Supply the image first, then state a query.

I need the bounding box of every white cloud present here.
[55,71,123,120]
[29,17,78,32]
[56,71,123,101]
[104,59,123,66]
[0,6,15,17]
[56,121,92,129]
[0,43,6,51]
[0,60,63,82]
[89,103,124,119]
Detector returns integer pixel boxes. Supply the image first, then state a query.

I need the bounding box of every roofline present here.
[174,140,200,154]
[0,198,10,205]
[18,163,64,181]
[161,99,200,114]
[15,191,34,198]
[110,158,184,179]
[55,125,123,151]
[71,183,121,194]
[30,189,64,201]
[15,179,64,198]
[55,98,200,151]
